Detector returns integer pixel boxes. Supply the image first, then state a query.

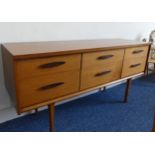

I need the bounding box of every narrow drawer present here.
[124,46,148,59]
[121,57,147,78]
[17,71,80,108]
[16,54,81,80]
[121,46,149,77]
[80,61,122,90]
[82,49,124,69]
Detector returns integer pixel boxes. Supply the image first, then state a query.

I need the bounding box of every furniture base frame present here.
[48,78,132,132]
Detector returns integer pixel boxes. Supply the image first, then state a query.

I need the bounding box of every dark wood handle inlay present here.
[97,55,114,60]
[130,63,141,68]
[132,50,144,54]
[95,70,112,77]
[38,82,64,91]
[39,61,66,69]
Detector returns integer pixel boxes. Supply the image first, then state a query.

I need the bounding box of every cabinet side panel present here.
[1,45,18,112]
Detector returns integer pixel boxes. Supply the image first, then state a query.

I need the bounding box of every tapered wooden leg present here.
[145,63,149,75]
[148,63,150,75]
[100,87,106,91]
[103,87,106,91]
[124,78,132,103]
[152,113,155,132]
[35,108,38,113]
[48,104,55,132]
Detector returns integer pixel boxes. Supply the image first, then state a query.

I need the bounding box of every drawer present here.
[82,49,124,69]
[80,61,122,90]
[121,46,149,77]
[124,46,148,59]
[121,57,147,78]
[16,54,81,80]
[17,70,80,108]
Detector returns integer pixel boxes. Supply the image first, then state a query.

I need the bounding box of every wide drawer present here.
[80,61,122,90]
[16,54,81,80]
[121,46,149,77]
[17,70,80,108]
[82,49,124,69]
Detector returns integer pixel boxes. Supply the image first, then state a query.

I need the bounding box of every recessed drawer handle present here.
[95,70,112,77]
[38,82,64,91]
[97,55,114,60]
[39,61,66,69]
[132,50,144,54]
[130,63,141,68]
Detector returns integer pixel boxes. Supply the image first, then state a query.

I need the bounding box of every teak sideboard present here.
[2,39,150,131]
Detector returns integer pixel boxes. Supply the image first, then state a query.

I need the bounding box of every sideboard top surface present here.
[2,39,150,59]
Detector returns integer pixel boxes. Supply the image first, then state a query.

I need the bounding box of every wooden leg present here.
[124,78,132,103]
[48,104,55,132]
[145,63,149,75]
[152,113,155,132]
[100,87,106,92]
[35,108,38,113]
[148,63,149,75]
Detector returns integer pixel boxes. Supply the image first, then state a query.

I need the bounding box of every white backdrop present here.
[0,22,155,110]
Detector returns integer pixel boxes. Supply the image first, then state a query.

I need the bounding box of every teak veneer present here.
[2,39,151,131]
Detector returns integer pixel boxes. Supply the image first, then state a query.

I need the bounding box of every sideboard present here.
[2,39,151,131]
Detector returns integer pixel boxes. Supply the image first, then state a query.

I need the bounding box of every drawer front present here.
[121,46,149,77]
[16,54,81,80]
[80,62,122,90]
[124,46,148,59]
[82,49,124,69]
[121,57,147,77]
[17,71,80,108]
